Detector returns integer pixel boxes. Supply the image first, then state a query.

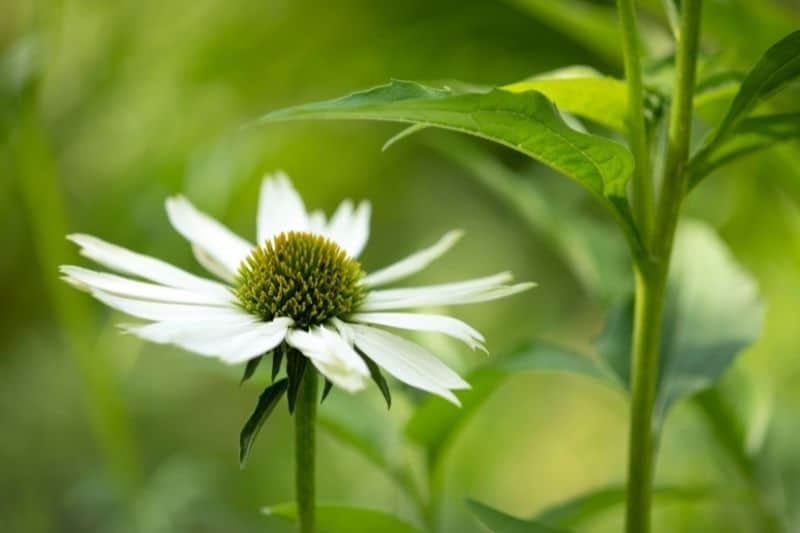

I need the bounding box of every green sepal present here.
[359,351,391,409]
[272,345,285,381]
[240,355,263,385]
[320,378,334,404]
[286,350,308,414]
[239,378,289,466]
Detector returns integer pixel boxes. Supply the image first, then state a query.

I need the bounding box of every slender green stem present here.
[625,2,702,532]
[625,263,667,533]
[295,367,318,533]
[617,0,655,244]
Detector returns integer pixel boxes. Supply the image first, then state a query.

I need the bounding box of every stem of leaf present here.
[617,0,655,244]
[295,367,318,533]
[625,1,702,532]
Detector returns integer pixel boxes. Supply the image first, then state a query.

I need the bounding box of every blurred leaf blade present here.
[503,0,621,65]
[467,500,566,533]
[535,484,713,528]
[263,502,422,533]
[406,342,620,466]
[598,221,764,423]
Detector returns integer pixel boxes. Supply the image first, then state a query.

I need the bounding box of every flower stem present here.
[625,2,702,532]
[625,262,667,533]
[295,367,318,533]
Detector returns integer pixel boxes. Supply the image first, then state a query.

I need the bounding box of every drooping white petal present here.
[192,244,237,283]
[323,200,371,258]
[286,326,369,392]
[345,322,469,405]
[87,289,254,322]
[360,272,535,311]
[256,172,308,243]
[60,266,235,305]
[124,317,292,364]
[67,234,232,297]
[165,196,253,275]
[349,312,486,351]
[361,230,463,287]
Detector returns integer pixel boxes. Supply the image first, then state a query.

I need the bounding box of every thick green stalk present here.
[295,368,318,533]
[625,263,667,532]
[624,2,702,532]
[617,0,655,243]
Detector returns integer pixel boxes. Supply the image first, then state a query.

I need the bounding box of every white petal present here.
[307,209,327,234]
[166,196,253,275]
[87,289,254,322]
[286,326,369,392]
[67,234,232,296]
[362,230,463,287]
[360,273,535,311]
[60,266,235,305]
[323,200,371,258]
[343,201,371,258]
[256,172,308,244]
[124,317,292,364]
[349,312,486,351]
[192,244,237,283]
[345,323,469,405]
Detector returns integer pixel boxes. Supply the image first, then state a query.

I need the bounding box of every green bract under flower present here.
[235,231,365,328]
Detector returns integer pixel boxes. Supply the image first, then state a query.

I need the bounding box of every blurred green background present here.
[2,1,800,532]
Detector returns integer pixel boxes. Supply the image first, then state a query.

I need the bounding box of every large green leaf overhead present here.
[258,80,634,204]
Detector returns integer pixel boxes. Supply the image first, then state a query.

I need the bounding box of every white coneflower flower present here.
[61,173,533,409]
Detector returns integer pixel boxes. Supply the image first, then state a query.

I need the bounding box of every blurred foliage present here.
[1,1,800,532]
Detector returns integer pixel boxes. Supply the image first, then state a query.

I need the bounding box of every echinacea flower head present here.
[61,173,533,412]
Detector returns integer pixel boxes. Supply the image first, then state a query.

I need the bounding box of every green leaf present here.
[503,66,633,132]
[467,500,565,533]
[715,31,800,141]
[239,378,288,466]
[690,113,800,186]
[598,221,764,423]
[263,502,422,533]
[406,342,619,466]
[257,80,634,204]
[240,355,263,385]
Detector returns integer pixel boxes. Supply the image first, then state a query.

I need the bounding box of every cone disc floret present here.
[235,231,365,328]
